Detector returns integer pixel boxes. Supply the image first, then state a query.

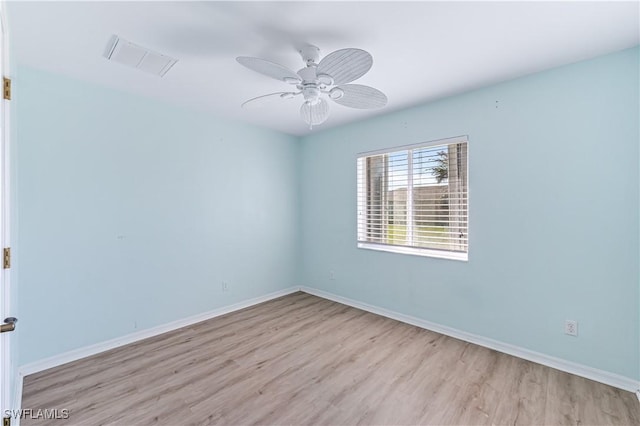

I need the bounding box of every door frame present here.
[0,0,13,421]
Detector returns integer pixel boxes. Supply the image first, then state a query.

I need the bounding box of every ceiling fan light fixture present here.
[302,86,320,102]
[300,98,329,126]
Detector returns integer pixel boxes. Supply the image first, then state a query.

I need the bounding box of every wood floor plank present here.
[492,356,549,424]
[20,292,640,425]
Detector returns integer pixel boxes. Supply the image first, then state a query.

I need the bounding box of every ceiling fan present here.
[237,45,387,129]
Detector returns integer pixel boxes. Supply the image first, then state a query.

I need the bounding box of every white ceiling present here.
[7,1,640,136]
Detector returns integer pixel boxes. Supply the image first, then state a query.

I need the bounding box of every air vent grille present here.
[105,35,177,77]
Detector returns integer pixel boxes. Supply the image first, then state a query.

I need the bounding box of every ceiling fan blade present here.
[236,56,302,84]
[317,48,373,85]
[333,84,387,109]
[241,92,298,110]
[300,98,330,126]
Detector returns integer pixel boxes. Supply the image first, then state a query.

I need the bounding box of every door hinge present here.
[3,77,11,100]
[3,247,10,269]
[3,416,10,426]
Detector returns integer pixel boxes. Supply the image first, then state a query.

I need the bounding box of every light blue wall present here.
[299,47,640,379]
[13,47,640,381]
[15,67,299,365]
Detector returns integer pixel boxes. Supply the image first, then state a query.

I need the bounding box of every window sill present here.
[357,242,468,262]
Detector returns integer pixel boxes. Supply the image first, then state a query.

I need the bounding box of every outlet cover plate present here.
[564,320,578,336]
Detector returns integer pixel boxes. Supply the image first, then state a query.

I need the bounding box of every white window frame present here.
[356,135,469,261]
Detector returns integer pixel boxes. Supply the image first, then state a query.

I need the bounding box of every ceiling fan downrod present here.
[298,45,320,67]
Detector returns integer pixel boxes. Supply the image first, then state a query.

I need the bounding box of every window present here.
[357,136,468,261]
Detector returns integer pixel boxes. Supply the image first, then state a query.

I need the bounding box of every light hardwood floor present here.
[21,292,640,425]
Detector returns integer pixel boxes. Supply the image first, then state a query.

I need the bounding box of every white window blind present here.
[357,136,468,260]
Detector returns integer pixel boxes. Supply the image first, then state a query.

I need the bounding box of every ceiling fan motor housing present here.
[298,66,322,103]
[297,66,317,83]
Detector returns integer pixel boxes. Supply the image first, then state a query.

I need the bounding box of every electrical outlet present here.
[222,281,229,292]
[564,320,578,336]
[329,270,335,280]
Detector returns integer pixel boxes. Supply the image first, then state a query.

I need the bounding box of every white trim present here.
[0,0,13,421]
[18,287,300,376]
[299,286,640,393]
[636,389,640,403]
[357,135,468,157]
[357,242,468,261]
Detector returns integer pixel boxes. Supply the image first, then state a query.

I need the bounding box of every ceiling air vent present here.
[104,35,177,77]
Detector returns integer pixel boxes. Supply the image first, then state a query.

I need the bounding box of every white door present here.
[0,3,14,423]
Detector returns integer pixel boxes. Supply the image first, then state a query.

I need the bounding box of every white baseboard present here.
[18,286,300,377]
[300,286,640,394]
